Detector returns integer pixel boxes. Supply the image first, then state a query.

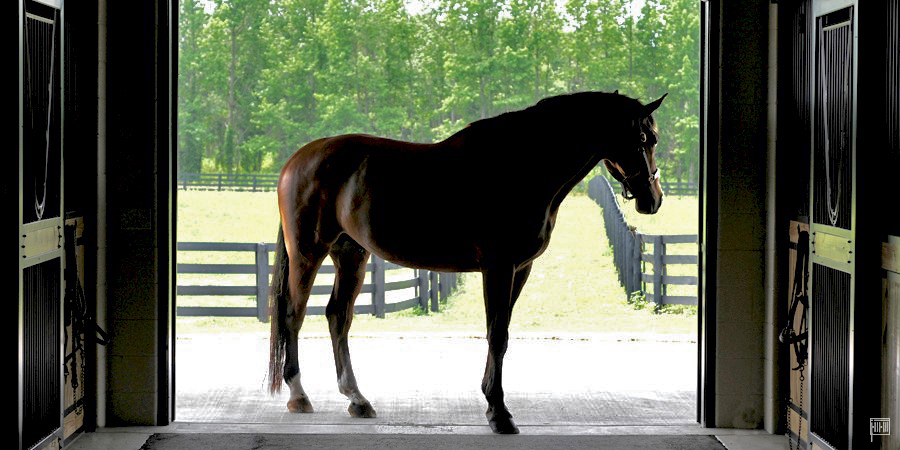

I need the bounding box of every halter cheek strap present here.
[620,149,659,200]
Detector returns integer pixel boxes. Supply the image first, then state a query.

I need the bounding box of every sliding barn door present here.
[19,1,65,449]
[808,3,856,450]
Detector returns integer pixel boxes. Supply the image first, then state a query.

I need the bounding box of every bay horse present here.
[268,91,666,434]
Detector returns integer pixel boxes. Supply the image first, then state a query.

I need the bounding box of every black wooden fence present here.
[587,176,699,307]
[657,180,698,196]
[178,173,280,191]
[183,172,699,195]
[176,242,460,320]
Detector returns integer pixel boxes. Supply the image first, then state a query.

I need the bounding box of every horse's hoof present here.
[287,397,314,413]
[348,402,377,418]
[488,417,519,434]
[486,408,519,434]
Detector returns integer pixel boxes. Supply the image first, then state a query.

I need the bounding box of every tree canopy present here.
[178,0,699,181]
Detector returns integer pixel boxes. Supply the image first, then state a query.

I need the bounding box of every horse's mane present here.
[459,91,642,137]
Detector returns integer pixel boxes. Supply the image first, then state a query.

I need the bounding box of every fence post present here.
[255,242,269,322]
[617,218,625,286]
[659,236,669,297]
[451,273,457,294]
[632,233,642,297]
[440,272,453,300]
[417,269,429,312]
[653,235,664,311]
[217,173,223,191]
[372,255,385,318]
[430,271,439,312]
[625,231,635,295]
[252,174,258,192]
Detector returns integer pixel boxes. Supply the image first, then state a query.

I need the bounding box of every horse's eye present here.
[639,132,647,143]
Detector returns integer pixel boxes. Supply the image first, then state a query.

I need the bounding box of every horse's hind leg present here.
[326,235,377,418]
[284,242,328,413]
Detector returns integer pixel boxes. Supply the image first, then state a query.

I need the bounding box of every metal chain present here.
[786,367,806,450]
[786,391,794,450]
[797,371,805,450]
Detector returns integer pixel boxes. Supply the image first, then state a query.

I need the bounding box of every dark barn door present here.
[808,3,856,450]
[19,1,64,449]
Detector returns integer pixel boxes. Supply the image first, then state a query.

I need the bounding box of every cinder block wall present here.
[712,0,770,429]
[102,0,173,426]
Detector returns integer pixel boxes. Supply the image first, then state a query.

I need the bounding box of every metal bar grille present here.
[813,14,853,230]
[23,259,61,449]
[790,0,812,217]
[889,1,900,237]
[811,263,850,450]
[23,9,61,224]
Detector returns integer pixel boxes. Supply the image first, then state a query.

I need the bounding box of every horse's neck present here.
[550,151,603,207]
[442,112,604,199]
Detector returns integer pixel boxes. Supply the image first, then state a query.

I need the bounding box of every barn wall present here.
[708,0,771,429]
[101,0,174,426]
[856,1,898,447]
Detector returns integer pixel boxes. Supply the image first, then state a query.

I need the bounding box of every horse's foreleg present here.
[480,263,523,434]
[284,253,324,413]
[326,238,376,418]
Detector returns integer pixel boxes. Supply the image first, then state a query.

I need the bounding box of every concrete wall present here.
[709,0,770,429]
[100,0,173,426]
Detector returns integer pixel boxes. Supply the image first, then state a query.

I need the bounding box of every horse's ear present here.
[614,89,619,94]
[642,93,668,116]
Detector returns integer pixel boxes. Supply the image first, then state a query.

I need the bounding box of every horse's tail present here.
[268,223,290,394]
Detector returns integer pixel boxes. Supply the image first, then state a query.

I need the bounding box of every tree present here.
[177,0,701,181]
[178,0,211,174]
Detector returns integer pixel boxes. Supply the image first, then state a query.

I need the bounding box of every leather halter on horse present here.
[608,131,660,200]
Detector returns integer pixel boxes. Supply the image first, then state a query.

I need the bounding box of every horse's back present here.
[277,131,551,271]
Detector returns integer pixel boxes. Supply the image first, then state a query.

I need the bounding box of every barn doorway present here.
[173,0,701,432]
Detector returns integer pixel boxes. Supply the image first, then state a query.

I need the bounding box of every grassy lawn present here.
[176,185,699,338]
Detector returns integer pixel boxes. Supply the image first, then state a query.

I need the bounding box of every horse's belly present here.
[359,223,482,272]
[338,173,552,271]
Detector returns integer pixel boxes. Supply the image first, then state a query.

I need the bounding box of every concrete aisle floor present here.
[175,332,697,426]
[66,333,788,449]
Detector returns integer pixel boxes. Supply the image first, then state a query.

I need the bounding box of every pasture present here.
[176,188,699,336]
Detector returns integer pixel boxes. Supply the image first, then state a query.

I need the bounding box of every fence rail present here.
[658,180,699,196]
[176,241,460,320]
[178,173,280,191]
[181,172,698,195]
[587,176,699,308]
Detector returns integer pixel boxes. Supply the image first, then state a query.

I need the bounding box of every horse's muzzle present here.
[634,185,663,215]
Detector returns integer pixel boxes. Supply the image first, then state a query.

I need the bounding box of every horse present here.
[267,90,667,434]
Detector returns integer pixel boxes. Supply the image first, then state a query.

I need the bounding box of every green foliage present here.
[627,291,655,311]
[626,291,697,315]
[659,304,697,315]
[178,0,700,179]
[394,304,429,317]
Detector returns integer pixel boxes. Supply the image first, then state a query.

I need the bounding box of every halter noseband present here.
[619,148,659,200]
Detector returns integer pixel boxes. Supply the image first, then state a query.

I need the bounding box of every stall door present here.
[808,3,856,450]
[19,1,64,449]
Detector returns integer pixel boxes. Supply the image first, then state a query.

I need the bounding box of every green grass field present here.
[176,185,700,337]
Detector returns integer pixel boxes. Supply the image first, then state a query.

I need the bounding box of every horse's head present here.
[604,93,667,215]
